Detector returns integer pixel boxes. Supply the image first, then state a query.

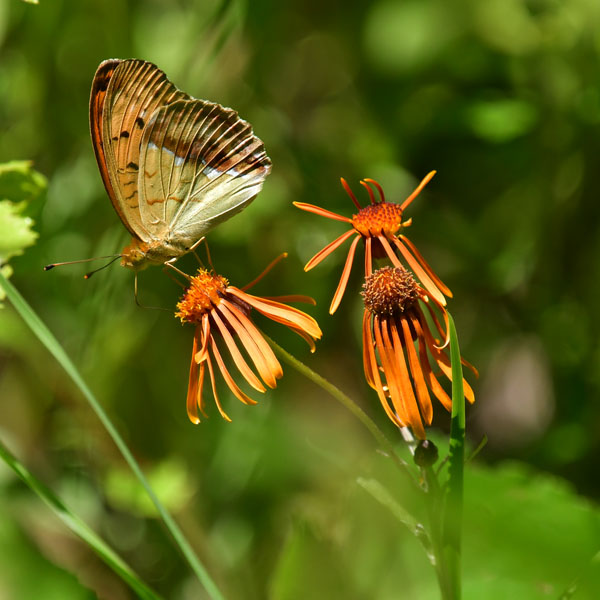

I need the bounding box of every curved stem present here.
[265,336,419,490]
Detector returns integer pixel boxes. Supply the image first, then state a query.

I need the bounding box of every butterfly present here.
[88,58,271,271]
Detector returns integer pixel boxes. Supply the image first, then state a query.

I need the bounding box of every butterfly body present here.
[90,59,271,271]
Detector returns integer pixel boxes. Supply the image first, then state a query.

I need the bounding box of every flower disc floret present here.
[175,269,228,324]
[362,266,420,316]
[352,202,404,237]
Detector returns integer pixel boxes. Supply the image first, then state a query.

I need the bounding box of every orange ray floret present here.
[175,264,322,423]
[361,266,476,439]
[294,172,452,313]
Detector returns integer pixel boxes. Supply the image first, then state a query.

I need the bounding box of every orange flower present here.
[175,265,322,423]
[361,266,476,439]
[294,172,451,314]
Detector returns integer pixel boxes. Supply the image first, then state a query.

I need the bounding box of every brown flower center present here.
[352,202,404,237]
[175,269,229,324]
[362,266,420,316]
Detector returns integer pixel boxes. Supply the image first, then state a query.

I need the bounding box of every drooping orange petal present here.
[399,318,433,425]
[420,318,475,404]
[218,299,282,388]
[196,362,207,418]
[400,234,452,297]
[330,235,361,314]
[377,234,404,269]
[461,357,479,379]
[399,170,436,212]
[210,337,259,406]
[228,288,322,341]
[293,201,353,223]
[373,315,409,427]
[186,329,201,424]
[362,311,376,389]
[210,309,266,393]
[287,326,318,353]
[412,316,452,410]
[205,352,232,422]
[384,318,426,439]
[304,229,356,271]
[195,314,211,363]
[363,312,404,427]
[365,236,373,277]
[392,237,447,306]
[422,293,450,349]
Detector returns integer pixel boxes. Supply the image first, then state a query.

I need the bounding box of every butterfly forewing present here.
[138,98,271,248]
[89,60,132,234]
[93,59,189,241]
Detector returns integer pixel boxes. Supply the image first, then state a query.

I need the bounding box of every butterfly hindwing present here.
[138,98,271,248]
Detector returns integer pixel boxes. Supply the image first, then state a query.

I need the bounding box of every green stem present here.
[423,465,454,600]
[266,336,419,490]
[0,272,225,600]
[442,313,466,599]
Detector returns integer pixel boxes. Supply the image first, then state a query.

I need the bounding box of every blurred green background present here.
[1,0,600,598]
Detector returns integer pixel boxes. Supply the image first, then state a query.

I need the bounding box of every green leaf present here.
[0,161,47,263]
[0,201,38,262]
[0,160,47,208]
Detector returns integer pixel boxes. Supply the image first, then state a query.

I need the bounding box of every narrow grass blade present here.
[0,272,225,600]
[442,313,465,599]
[0,438,163,600]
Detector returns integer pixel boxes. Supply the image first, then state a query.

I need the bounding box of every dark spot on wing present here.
[127,162,139,171]
[112,136,118,141]
[120,131,130,138]
[135,117,145,129]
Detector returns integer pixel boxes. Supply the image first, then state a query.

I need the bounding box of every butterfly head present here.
[120,237,188,270]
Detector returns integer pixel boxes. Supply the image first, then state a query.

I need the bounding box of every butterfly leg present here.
[133,271,169,311]
[164,257,191,280]
[162,265,187,289]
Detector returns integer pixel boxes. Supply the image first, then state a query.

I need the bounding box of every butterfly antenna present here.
[241,253,288,291]
[44,255,121,271]
[84,255,122,279]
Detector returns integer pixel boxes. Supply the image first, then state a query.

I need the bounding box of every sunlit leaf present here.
[0,161,46,263]
[0,160,47,207]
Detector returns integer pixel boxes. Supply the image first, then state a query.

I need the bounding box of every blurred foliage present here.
[0,161,46,302]
[1,0,600,597]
